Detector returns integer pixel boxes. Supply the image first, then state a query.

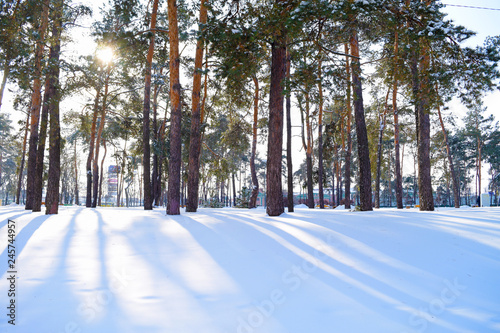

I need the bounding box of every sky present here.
[441,0,500,122]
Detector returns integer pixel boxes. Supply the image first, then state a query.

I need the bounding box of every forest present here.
[1,0,500,216]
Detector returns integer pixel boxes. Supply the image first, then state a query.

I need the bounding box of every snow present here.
[1,205,500,333]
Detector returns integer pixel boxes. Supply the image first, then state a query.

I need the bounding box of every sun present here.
[96,47,114,64]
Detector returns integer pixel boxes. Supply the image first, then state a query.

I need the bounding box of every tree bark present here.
[344,43,353,209]
[32,77,51,212]
[317,56,325,209]
[86,90,100,207]
[435,87,460,208]
[249,76,259,209]
[302,86,314,209]
[92,66,110,208]
[392,30,403,209]
[0,62,10,112]
[286,50,294,212]
[186,0,208,212]
[375,88,391,209]
[350,31,372,211]
[74,139,79,205]
[45,0,63,215]
[167,0,182,215]
[98,140,107,206]
[25,0,50,210]
[142,0,159,210]
[266,39,286,216]
[16,112,30,204]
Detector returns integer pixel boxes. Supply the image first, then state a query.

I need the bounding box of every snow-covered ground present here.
[1,205,499,333]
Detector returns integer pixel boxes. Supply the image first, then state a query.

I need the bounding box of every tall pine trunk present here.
[410,45,434,211]
[375,88,391,208]
[317,56,325,209]
[45,0,63,215]
[25,0,50,210]
[249,76,259,209]
[435,84,459,208]
[142,0,159,210]
[86,90,100,207]
[32,77,51,212]
[344,43,353,209]
[92,67,110,208]
[286,50,294,212]
[266,39,286,216]
[186,0,208,212]
[350,30,372,211]
[409,0,434,211]
[166,0,182,215]
[393,30,403,209]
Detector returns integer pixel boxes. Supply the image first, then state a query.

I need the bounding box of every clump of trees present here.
[1,0,499,215]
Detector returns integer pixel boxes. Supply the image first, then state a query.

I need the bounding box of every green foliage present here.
[235,186,251,208]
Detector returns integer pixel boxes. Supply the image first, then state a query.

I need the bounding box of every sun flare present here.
[96,47,114,64]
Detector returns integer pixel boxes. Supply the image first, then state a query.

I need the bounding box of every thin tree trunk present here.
[286,49,294,212]
[266,39,286,216]
[92,66,110,208]
[435,87,460,208]
[86,90,100,207]
[0,62,10,111]
[393,31,403,209]
[249,76,259,208]
[344,43,353,209]
[142,0,159,210]
[232,173,236,207]
[317,56,325,209]
[186,0,208,213]
[302,88,314,209]
[350,30,372,211]
[167,0,182,215]
[16,112,30,204]
[98,140,107,206]
[32,76,52,212]
[74,139,79,205]
[375,88,391,209]
[25,0,50,210]
[45,0,63,215]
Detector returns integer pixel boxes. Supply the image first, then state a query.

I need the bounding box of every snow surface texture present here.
[1,205,499,333]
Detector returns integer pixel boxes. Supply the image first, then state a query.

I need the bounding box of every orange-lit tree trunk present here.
[393,30,403,209]
[142,0,159,210]
[317,55,325,209]
[167,0,182,215]
[25,0,50,210]
[344,43,353,209]
[186,0,208,212]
